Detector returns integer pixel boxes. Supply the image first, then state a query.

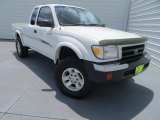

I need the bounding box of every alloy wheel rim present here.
[62,68,84,91]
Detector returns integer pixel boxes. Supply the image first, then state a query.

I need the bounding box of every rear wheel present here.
[55,58,92,98]
[16,36,28,58]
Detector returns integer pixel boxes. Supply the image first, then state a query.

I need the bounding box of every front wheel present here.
[55,58,92,98]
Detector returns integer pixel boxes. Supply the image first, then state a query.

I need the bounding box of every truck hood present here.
[62,26,147,45]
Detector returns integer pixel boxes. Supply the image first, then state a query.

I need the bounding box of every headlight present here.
[92,45,118,60]
[103,45,118,59]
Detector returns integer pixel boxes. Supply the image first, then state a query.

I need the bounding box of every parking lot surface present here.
[0,40,160,120]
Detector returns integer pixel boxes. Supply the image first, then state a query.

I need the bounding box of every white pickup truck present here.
[12,4,151,98]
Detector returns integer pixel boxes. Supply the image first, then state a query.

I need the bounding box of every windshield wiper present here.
[87,24,106,27]
[60,23,89,26]
[60,23,78,26]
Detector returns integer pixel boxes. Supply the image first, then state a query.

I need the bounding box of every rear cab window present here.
[30,8,39,25]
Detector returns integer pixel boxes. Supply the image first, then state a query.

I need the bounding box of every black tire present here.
[55,58,92,98]
[16,36,28,58]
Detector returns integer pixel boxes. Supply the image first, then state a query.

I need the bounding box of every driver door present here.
[34,6,54,58]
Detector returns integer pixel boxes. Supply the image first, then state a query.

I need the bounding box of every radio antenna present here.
[60,0,62,30]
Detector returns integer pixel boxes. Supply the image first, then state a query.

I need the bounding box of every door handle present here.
[34,30,37,33]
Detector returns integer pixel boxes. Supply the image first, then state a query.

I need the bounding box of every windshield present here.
[55,6,105,26]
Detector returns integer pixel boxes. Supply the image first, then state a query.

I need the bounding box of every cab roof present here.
[35,4,86,10]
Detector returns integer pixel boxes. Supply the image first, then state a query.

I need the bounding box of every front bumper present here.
[84,53,151,83]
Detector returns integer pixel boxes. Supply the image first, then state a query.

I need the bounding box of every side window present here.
[30,8,38,25]
[37,7,54,27]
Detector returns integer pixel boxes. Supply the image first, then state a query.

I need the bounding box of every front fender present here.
[54,42,84,63]
[15,30,25,46]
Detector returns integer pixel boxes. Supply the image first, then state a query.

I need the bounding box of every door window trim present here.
[30,7,39,25]
[36,6,54,27]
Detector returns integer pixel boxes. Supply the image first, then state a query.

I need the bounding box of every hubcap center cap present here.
[70,75,77,83]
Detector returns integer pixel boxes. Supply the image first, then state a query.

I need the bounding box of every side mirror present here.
[38,19,54,28]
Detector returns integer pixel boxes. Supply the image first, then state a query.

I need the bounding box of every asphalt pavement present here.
[0,40,160,120]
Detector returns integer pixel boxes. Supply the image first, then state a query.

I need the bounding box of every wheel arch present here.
[15,30,25,45]
[54,42,84,64]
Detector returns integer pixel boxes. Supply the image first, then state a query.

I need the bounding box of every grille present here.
[121,44,145,63]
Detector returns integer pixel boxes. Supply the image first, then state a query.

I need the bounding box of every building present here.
[0,0,160,67]
[0,0,130,39]
[128,0,160,67]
